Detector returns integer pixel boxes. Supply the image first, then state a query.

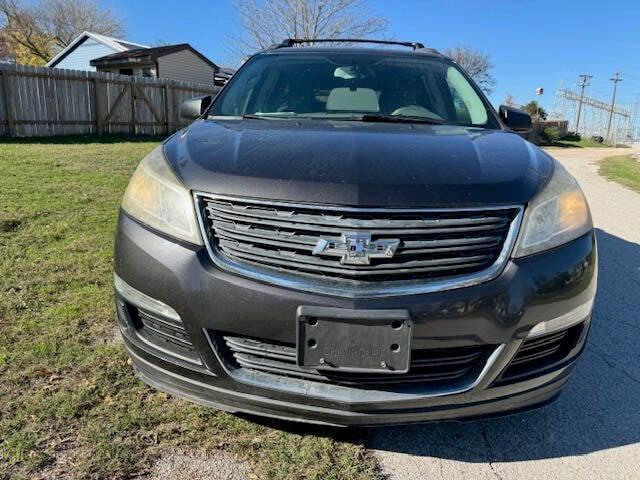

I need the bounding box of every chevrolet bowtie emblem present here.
[312,232,400,265]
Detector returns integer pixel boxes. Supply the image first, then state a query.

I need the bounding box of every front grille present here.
[198,195,521,284]
[496,323,583,384]
[216,333,492,389]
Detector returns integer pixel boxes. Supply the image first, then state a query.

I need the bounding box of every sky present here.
[103,0,640,112]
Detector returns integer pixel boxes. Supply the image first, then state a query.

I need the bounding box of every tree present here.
[41,0,124,50]
[0,26,13,62]
[0,0,124,65]
[1,27,51,64]
[231,0,389,58]
[444,46,496,95]
[503,93,515,107]
[521,100,547,120]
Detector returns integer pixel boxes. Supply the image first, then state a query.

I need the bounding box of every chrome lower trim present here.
[205,328,507,404]
[194,193,524,298]
[527,299,594,338]
[115,273,181,321]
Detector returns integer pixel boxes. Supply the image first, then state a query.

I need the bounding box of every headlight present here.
[121,146,203,245]
[513,160,592,257]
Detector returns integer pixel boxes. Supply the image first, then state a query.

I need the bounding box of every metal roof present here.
[90,44,219,71]
[46,31,149,68]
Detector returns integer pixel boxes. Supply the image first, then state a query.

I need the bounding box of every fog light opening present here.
[527,299,594,338]
[114,273,181,321]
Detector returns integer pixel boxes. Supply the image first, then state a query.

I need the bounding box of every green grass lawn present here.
[598,154,640,193]
[541,137,613,148]
[0,136,380,480]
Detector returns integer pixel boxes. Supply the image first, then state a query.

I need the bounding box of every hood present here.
[164,118,553,208]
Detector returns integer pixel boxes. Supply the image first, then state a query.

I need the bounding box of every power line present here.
[606,73,623,142]
[574,74,593,133]
[551,85,632,145]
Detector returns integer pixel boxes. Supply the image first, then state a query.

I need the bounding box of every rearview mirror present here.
[499,105,532,132]
[180,95,213,119]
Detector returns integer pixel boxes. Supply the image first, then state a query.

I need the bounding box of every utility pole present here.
[605,73,623,143]
[574,74,593,133]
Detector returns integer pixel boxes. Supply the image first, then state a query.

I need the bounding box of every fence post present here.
[93,77,104,135]
[164,83,173,135]
[130,79,136,135]
[1,70,16,137]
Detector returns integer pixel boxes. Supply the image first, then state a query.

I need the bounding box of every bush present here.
[542,127,561,142]
[562,132,581,141]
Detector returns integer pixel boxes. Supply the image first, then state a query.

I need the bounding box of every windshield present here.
[209,52,497,128]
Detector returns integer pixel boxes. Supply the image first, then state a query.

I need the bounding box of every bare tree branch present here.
[40,0,125,50]
[0,0,125,64]
[230,0,389,60]
[444,45,496,96]
[503,93,515,107]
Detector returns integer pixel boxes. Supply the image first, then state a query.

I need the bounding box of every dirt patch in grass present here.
[145,451,252,480]
[0,137,380,480]
[598,154,640,193]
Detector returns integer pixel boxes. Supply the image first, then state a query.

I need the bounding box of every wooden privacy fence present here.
[0,64,221,137]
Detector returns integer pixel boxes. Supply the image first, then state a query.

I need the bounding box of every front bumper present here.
[114,212,597,426]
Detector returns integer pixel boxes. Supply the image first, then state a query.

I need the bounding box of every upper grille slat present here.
[208,207,511,236]
[220,244,491,277]
[206,202,509,229]
[219,238,494,271]
[216,223,504,257]
[198,195,521,284]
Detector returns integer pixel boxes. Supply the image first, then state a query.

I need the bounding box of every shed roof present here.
[90,44,219,72]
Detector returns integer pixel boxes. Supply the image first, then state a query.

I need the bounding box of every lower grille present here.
[216,333,492,389]
[137,310,194,352]
[497,324,584,384]
[127,305,199,362]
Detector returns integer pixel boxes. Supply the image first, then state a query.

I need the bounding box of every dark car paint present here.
[116,212,596,353]
[114,46,595,425]
[164,119,553,207]
[114,212,596,425]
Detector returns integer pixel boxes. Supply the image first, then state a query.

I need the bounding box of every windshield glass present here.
[210,52,496,127]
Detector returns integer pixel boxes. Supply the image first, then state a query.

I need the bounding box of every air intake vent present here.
[496,323,584,384]
[216,333,492,389]
[127,305,200,364]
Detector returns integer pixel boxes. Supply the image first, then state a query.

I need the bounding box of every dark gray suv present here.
[114,39,596,426]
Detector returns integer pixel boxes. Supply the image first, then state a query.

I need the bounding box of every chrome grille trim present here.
[220,334,491,387]
[204,328,509,401]
[194,193,524,298]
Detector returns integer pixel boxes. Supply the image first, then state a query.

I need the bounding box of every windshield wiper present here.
[242,114,271,120]
[360,114,445,125]
[242,113,299,120]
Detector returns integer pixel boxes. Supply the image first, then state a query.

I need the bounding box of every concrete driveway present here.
[368,147,640,480]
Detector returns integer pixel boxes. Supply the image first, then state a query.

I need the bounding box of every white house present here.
[46,31,149,71]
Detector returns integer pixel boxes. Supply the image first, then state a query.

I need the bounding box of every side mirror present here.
[499,105,532,132]
[180,95,213,119]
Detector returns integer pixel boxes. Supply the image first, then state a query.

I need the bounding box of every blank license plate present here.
[296,306,412,374]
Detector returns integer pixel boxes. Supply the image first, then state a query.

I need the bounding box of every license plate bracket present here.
[296,306,412,374]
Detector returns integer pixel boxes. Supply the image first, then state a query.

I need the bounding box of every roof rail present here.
[273,38,426,51]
